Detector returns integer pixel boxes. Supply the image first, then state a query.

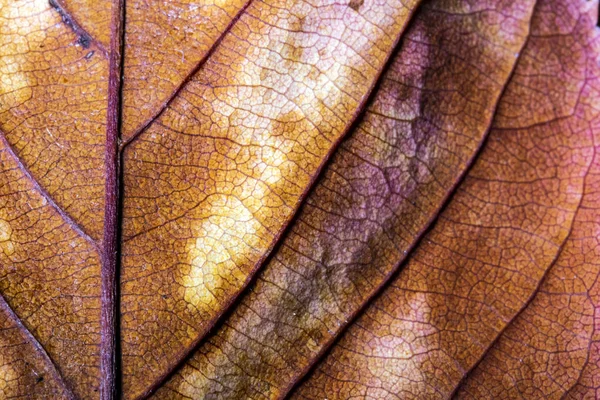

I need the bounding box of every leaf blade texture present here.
[293,0,600,398]
[152,0,538,398]
[0,0,598,398]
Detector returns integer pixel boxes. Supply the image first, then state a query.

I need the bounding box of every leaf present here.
[0,0,598,399]
[151,0,536,398]
[290,0,600,398]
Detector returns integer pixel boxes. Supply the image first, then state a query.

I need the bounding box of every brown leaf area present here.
[0,0,598,399]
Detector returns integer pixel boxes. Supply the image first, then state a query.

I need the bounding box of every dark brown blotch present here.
[348,0,364,11]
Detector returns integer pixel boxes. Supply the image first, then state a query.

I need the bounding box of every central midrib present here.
[100,0,126,399]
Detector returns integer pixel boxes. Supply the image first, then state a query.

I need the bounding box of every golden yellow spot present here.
[184,195,260,308]
[0,219,14,257]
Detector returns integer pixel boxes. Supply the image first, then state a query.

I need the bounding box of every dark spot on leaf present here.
[348,0,364,11]
[78,35,91,49]
[36,375,44,383]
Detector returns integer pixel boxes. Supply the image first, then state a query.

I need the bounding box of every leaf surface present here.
[150,0,536,398]
[0,0,598,399]
[0,1,105,397]
[291,0,600,398]
[56,0,250,139]
[119,0,422,397]
[454,3,600,396]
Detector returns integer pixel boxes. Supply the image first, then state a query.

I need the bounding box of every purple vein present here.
[0,128,98,251]
[0,293,77,400]
[119,0,255,150]
[101,0,125,398]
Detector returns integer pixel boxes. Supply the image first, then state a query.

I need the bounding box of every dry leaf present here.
[0,0,598,399]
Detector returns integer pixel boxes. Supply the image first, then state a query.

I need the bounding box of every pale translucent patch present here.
[0,219,14,257]
[183,195,261,308]
[357,290,438,392]
[0,58,31,113]
[0,0,48,19]
[211,0,231,10]
[0,0,54,111]
[0,57,31,111]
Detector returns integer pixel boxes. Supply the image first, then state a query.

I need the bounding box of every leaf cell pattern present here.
[0,0,598,399]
